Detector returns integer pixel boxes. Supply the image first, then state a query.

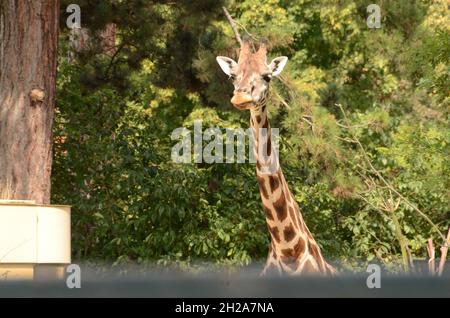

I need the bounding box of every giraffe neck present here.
[249,99,335,276]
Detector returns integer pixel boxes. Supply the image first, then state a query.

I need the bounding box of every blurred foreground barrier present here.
[1,272,449,298]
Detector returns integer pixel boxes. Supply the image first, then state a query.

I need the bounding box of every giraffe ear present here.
[216,56,237,76]
[268,56,288,76]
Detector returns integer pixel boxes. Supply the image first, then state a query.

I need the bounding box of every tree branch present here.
[437,227,450,276]
[427,238,436,275]
[222,7,242,46]
[336,103,446,242]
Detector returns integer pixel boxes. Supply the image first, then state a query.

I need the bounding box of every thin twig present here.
[336,136,358,144]
[273,89,291,109]
[301,117,314,127]
[222,7,242,46]
[105,41,126,78]
[234,20,258,41]
[405,244,415,269]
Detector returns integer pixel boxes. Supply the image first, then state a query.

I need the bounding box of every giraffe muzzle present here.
[231,92,253,110]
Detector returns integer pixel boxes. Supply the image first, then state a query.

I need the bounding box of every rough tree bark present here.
[69,23,116,59]
[0,1,60,204]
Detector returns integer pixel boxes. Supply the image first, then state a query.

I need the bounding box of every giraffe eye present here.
[262,74,272,82]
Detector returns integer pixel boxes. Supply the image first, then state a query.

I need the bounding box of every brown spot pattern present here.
[266,137,272,156]
[268,175,280,192]
[280,248,294,262]
[263,205,274,220]
[261,117,268,129]
[308,241,321,261]
[273,194,287,222]
[257,176,269,200]
[269,226,280,243]
[283,224,296,242]
[278,237,307,268]
[293,238,306,260]
[279,248,298,271]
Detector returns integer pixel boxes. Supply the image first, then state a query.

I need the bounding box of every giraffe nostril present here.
[237,87,251,94]
[251,86,255,94]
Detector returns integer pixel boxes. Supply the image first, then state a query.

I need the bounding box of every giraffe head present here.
[216,38,288,111]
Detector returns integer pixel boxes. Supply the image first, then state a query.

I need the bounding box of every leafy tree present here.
[53,0,450,271]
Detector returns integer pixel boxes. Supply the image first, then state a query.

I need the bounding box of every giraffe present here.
[216,38,336,276]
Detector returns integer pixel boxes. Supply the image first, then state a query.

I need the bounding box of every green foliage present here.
[53,0,450,271]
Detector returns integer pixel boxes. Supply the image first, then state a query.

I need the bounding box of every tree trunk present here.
[0,1,59,204]
[68,23,116,61]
